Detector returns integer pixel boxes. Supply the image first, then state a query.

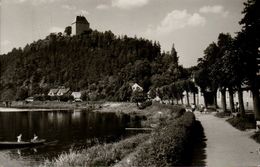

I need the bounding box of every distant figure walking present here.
[200,104,204,113]
[31,134,38,142]
[17,134,22,142]
[191,104,196,112]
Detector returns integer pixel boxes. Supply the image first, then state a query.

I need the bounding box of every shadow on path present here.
[190,120,207,166]
[197,113,260,166]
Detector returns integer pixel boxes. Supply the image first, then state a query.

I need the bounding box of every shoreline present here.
[0,100,102,112]
[0,107,72,112]
[0,101,137,113]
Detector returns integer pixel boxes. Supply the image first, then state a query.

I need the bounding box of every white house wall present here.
[182,87,205,106]
[216,89,254,111]
[72,23,76,36]
[181,88,254,110]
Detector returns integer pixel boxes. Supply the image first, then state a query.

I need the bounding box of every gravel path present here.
[196,112,260,167]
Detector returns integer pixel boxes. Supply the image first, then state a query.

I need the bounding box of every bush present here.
[132,91,147,104]
[33,95,42,101]
[137,100,152,109]
[215,111,231,118]
[227,114,256,131]
[41,134,149,167]
[132,112,196,166]
[174,107,186,118]
[50,96,58,101]
[60,95,74,102]
[251,132,260,144]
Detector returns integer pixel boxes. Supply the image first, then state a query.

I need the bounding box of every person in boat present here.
[17,134,22,142]
[31,134,38,142]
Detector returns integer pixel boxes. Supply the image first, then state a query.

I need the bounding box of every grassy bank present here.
[0,100,103,110]
[130,112,197,167]
[41,104,202,167]
[41,133,150,167]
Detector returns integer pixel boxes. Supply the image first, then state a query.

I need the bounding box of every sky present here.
[0,0,245,67]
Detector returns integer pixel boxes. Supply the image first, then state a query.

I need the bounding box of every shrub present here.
[50,96,58,101]
[41,134,149,167]
[251,132,260,144]
[215,111,231,118]
[132,112,196,167]
[132,91,147,104]
[137,100,152,109]
[60,95,74,102]
[227,114,256,131]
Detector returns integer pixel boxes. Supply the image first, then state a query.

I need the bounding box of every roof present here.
[72,16,89,24]
[76,16,87,22]
[131,83,143,92]
[57,88,70,95]
[132,83,143,88]
[48,89,59,94]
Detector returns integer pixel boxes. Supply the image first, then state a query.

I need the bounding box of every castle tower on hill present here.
[72,16,90,35]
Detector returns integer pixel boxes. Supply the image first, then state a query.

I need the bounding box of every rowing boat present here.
[0,139,46,149]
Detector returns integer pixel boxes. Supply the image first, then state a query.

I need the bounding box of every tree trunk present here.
[237,85,245,117]
[171,98,174,105]
[197,92,199,106]
[181,97,183,105]
[203,91,207,108]
[213,90,218,109]
[251,84,260,120]
[193,92,196,105]
[221,88,227,112]
[228,87,235,113]
[186,91,190,106]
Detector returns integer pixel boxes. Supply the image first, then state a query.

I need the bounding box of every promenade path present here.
[195,112,260,167]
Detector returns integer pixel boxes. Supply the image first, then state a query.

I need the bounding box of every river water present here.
[0,109,142,166]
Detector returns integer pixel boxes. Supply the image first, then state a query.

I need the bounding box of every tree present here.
[195,43,220,109]
[132,91,147,108]
[64,26,72,36]
[118,83,132,101]
[15,87,29,100]
[170,43,179,66]
[237,0,260,120]
[213,33,239,113]
[1,87,15,107]
[194,67,210,108]
[204,42,220,109]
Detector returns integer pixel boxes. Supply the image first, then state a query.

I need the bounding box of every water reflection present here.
[0,109,143,166]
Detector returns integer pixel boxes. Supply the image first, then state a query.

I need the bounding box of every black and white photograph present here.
[0,0,259,166]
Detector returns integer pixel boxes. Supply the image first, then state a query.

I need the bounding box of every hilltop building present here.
[72,16,90,35]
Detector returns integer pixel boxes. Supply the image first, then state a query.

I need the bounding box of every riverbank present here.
[0,107,69,112]
[40,103,202,167]
[0,100,104,111]
[0,101,141,112]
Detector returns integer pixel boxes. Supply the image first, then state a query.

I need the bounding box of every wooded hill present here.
[0,29,189,101]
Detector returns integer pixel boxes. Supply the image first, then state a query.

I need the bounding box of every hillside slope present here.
[0,29,185,101]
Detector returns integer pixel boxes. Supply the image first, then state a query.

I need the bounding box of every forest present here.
[0,29,192,102]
